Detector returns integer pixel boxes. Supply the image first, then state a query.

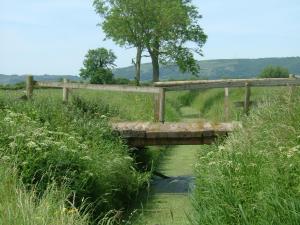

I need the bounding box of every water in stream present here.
[132,145,200,225]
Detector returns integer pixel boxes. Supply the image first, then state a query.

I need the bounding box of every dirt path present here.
[131,106,202,225]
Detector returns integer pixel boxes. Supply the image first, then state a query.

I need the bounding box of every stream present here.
[131,106,203,225]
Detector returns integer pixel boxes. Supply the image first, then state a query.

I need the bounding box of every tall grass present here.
[191,88,300,224]
[0,163,89,225]
[0,89,151,223]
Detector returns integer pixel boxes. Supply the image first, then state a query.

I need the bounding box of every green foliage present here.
[191,88,300,224]
[70,95,118,116]
[0,90,149,222]
[80,48,116,84]
[177,90,199,107]
[0,82,25,90]
[112,77,133,85]
[94,0,207,81]
[259,65,289,78]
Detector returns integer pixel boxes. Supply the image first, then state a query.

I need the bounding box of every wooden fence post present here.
[62,78,69,103]
[224,87,229,121]
[159,88,166,123]
[26,75,33,99]
[289,74,296,95]
[244,83,251,115]
[153,93,160,122]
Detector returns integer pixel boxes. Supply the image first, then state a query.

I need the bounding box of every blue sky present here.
[0,0,299,75]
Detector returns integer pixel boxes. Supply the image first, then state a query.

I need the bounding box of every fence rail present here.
[154,77,300,91]
[36,81,160,93]
[26,75,299,123]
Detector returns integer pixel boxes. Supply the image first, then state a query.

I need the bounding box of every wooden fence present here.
[26,76,162,121]
[154,75,300,121]
[26,75,299,123]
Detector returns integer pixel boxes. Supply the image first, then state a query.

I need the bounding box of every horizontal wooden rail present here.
[36,81,160,94]
[154,77,300,91]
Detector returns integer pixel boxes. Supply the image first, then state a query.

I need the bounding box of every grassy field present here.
[1,85,298,224]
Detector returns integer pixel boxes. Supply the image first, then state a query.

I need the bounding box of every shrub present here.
[70,95,118,117]
[259,65,289,78]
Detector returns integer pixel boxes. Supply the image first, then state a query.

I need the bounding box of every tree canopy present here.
[259,66,289,78]
[80,48,116,84]
[93,0,207,82]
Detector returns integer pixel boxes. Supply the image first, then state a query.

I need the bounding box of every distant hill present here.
[114,57,300,81]
[1,57,299,84]
[0,74,80,85]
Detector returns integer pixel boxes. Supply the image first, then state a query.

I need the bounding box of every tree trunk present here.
[151,53,159,82]
[135,46,142,86]
[148,39,160,83]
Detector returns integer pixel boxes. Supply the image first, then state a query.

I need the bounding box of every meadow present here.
[0,86,298,224]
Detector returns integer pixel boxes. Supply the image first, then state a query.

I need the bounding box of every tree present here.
[259,66,289,78]
[94,0,145,85]
[93,0,207,82]
[80,48,116,84]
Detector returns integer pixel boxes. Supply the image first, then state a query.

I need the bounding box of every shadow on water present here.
[151,175,195,194]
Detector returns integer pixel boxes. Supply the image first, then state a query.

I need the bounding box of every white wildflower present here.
[218,145,225,151]
[26,141,38,148]
[9,142,17,149]
[81,156,92,161]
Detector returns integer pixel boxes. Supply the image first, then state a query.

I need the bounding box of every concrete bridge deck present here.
[112,122,238,147]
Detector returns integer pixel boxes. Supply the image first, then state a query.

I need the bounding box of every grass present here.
[184,87,281,122]
[0,87,187,224]
[72,89,181,122]
[0,89,154,224]
[1,84,296,225]
[0,162,90,225]
[191,87,300,224]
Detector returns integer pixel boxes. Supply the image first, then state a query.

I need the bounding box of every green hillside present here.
[0,74,80,85]
[1,57,300,84]
[114,57,300,81]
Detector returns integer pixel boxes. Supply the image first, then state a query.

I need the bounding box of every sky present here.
[0,0,299,75]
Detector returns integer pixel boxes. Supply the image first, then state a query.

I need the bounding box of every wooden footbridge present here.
[112,122,237,147]
[26,75,299,147]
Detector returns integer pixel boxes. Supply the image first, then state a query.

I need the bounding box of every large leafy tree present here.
[259,66,289,78]
[80,48,116,84]
[93,0,207,82]
[94,0,145,85]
